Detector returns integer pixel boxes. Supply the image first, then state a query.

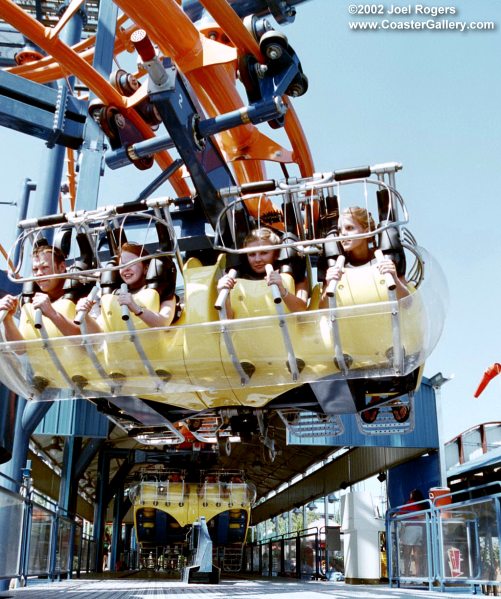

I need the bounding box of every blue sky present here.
[0,0,500,440]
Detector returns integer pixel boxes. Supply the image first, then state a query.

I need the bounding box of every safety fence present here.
[387,482,501,593]
[0,474,96,583]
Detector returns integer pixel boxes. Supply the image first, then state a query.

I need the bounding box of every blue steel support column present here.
[19,463,33,586]
[109,486,124,572]
[73,0,118,212]
[48,507,60,581]
[26,4,85,222]
[93,448,110,572]
[59,436,82,579]
[0,399,52,488]
[59,436,83,516]
[0,388,16,464]
[74,436,108,481]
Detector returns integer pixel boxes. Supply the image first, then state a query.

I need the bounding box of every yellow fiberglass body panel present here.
[100,286,206,410]
[219,274,301,406]
[8,256,427,408]
[333,264,423,371]
[20,299,108,394]
[181,256,242,409]
[334,264,394,369]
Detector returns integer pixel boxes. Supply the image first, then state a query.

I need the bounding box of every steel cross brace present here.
[0,70,87,149]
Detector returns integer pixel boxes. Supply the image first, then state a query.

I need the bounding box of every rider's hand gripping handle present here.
[265,264,282,304]
[214,269,238,311]
[325,255,346,298]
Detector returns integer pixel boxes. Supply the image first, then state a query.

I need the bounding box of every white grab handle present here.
[325,255,346,298]
[34,308,43,329]
[265,264,282,304]
[74,285,100,325]
[120,283,130,321]
[214,269,238,311]
[375,249,396,291]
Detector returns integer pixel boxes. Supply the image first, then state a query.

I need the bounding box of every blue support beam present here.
[74,435,109,481]
[148,61,236,230]
[30,4,86,224]
[59,436,83,515]
[73,0,119,212]
[105,96,286,170]
[1,398,52,493]
[109,485,124,572]
[0,387,16,463]
[0,70,86,148]
[104,457,134,507]
[93,448,110,572]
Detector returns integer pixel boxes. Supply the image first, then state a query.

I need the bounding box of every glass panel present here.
[485,424,501,452]
[271,541,281,575]
[88,539,96,572]
[389,508,432,580]
[299,535,317,579]
[462,429,483,463]
[398,520,429,577]
[27,505,53,575]
[261,543,270,576]
[252,545,260,573]
[0,254,445,413]
[0,489,24,577]
[55,517,72,574]
[439,498,500,582]
[445,441,461,470]
[81,537,89,572]
[388,520,400,579]
[73,524,82,572]
[283,537,297,576]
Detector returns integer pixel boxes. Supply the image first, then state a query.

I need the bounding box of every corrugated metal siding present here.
[34,399,108,437]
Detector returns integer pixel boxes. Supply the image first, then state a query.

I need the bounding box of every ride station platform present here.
[0,576,484,599]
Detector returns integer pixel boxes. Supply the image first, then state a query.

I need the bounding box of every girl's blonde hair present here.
[341,206,376,233]
[243,227,280,247]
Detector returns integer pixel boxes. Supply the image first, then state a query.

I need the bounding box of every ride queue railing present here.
[0,476,97,584]
[387,482,501,593]
[0,472,25,581]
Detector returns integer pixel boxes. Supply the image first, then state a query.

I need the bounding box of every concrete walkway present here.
[0,576,485,598]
